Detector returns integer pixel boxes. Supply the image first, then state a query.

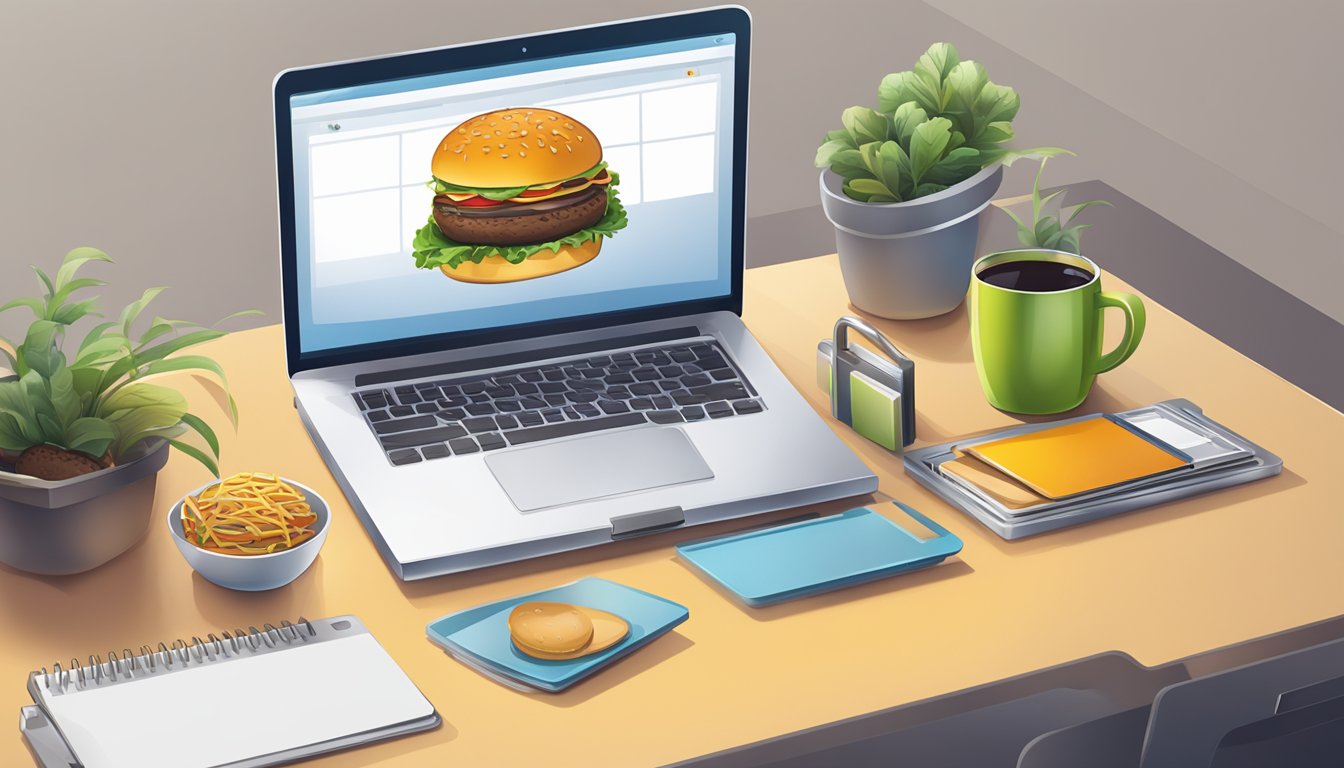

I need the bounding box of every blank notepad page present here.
[37,632,433,768]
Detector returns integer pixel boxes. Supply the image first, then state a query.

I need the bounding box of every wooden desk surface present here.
[3,254,1340,767]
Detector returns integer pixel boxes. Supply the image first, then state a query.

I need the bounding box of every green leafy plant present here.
[0,248,254,481]
[816,42,1066,203]
[1004,156,1112,254]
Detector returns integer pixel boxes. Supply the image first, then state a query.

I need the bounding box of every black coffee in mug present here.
[976,259,1094,292]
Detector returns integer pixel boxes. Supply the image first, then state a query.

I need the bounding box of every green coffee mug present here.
[970,249,1145,414]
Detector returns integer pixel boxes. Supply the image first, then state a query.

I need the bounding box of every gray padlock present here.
[816,316,916,450]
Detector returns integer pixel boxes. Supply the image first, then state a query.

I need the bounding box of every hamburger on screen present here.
[412,108,629,283]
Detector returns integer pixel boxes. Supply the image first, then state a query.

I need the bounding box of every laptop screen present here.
[284,32,738,357]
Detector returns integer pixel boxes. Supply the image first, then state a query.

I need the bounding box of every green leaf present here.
[841,106,888,145]
[815,139,853,168]
[167,438,220,478]
[909,117,954,188]
[217,309,265,323]
[943,60,989,142]
[824,128,851,143]
[1063,199,1113,225]
[74,335,131,368]
[0,412,30,451]
[20,321,62,379]
[914,182,949,198]
[49,277,107,310]
[31,267,56,299]
[875,141,906,199]
[47,364,79,428]
[118,287,166,335]
[827,148,871,181]
[0,297,45,321]
[179,412,221,458]
[138,354,231,390]
[973,82,1020,126]
[99,382,188,457]
[65,417,116,457]
[413,183,629,271]
[1003,207,1035,247]
[878,72,921,114]
[77,321,121,355]
[1034,216,1062,248]
[848,178,896,198]
[841,181,873,202]
[915,42,960,82]
[982,146,1073,167]
[889,102,929,148]
[50,297,99,326]
[921,146,982,187]
[979,121,1014,146]
[54,247,112,292]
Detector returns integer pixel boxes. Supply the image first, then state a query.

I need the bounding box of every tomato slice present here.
[449,196,506,207]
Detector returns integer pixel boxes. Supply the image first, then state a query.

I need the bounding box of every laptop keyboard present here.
[351,340,764,465]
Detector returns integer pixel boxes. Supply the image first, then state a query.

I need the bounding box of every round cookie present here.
[521,607,631,661]
[508,602,594,655]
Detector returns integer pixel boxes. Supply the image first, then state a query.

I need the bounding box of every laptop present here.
[272,6,876,579]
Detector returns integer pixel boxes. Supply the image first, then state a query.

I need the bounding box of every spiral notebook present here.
[19,615,439,768]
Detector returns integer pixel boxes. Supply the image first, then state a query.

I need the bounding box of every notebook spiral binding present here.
[39,617,316,693]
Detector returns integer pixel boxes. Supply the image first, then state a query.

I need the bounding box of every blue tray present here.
[426,577,688,693]
[677,503,963,607]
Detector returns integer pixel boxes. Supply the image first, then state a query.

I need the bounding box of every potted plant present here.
[0,248,246,575]
[816,42,1063,319]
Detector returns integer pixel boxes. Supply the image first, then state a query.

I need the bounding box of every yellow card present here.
[964,417,1188,500]
[941,454,1047,509]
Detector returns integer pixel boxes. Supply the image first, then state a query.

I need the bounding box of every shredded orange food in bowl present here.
[181,473,318,556]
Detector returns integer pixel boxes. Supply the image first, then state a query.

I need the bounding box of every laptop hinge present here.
[354,326,702,388]
[610,506,685,540]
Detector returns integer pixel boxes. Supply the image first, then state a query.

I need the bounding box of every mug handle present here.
[1092,291,1146,374]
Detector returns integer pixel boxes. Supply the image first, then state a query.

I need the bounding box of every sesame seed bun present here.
[438,237,603,284]
[432,108,604,188]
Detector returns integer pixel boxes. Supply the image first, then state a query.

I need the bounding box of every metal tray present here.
[903,399,1283,539]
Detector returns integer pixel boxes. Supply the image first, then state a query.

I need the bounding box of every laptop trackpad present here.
[486,427,714,512]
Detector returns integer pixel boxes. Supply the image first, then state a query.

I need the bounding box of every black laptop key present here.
[543,369,567,382]
[681,363,703,374]
[538,381,569,394]
[673,392,709,406]
[708,368,738,382]
[461,381,488,395]
[733,399,764,415]
[513,382,540,396]
[632,367,660,381]
[607,385,631,398]
[606,372,636,385]
[421,443,451,460]
[380,424,467,450]
[520,370,544,383]
[495,414,519,430]
[465,402,497,416]
[658,365,683,378]
[563,406,582,421]
[542,409,565,423]
[563,367,584,379]
[681,405,706,420]
[437,407,467,421]
[705,400,733,418]
[495,375,523,386]
[651,395,674,410]
[669,350,696,363]
[439,384,461,397]
[574,403,600,417]
[566,391,600,403]
[658,380,683,392]
[648,410,685,424]
[394,385,418,395]
[599,400,632,414]
[517,411,543,427]
[680,373,712,388]
[462,416,498,433]
[629,382,660,396]
[477,432,507,451]
[470,394,491,404]
[570,379,606,392]
[697,352,727,369]
[503,411,647,446]
[440,396,469,408]
[691,382,749,401]
[485,385,515,398]
[414,381,440,391]
[387,448,422,465]
[448,436,480,455]
[366,409,391,422]
[542,394,566,407]
[630,397,654,411]
[517,396,547,410]
[353,393,373,410]
[578,367,605,379]
[415,402,438,414]
[386,406,416,419]
[496,399,523,413]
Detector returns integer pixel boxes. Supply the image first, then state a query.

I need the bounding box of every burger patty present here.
[433,185,608,247]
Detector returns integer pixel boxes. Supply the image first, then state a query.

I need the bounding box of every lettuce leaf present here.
[412,179,628,270]
[428,161,609,200]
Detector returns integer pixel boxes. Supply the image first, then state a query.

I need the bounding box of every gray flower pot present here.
[819,164,1003,319]
[0,440,169,575]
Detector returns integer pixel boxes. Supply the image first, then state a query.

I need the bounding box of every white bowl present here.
[168,478,329,591]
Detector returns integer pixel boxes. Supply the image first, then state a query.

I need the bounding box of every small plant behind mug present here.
[1005,156,1112,255]
[0,248,256,481]
[815,42,1065,203]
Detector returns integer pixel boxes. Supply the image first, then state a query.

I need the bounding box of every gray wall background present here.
[1,0,1340,342]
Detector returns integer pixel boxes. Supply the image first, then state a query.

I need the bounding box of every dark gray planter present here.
[0,440,169,575]
[820,164,1003,319]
